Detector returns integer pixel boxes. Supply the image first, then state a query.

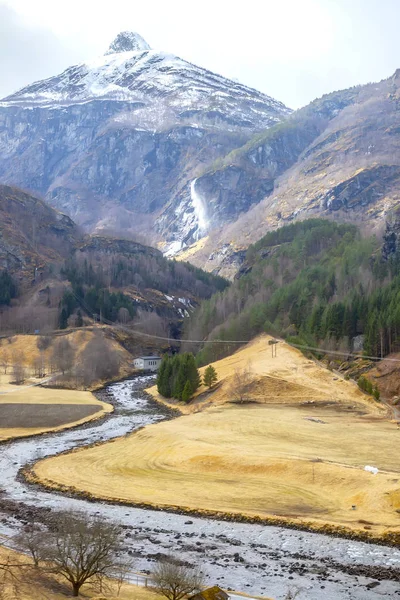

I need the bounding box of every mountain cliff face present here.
[180,72,400,277]
[0,184,80,279]
[0,32,290,250]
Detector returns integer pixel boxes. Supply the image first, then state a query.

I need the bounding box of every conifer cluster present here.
[157,353,201,402]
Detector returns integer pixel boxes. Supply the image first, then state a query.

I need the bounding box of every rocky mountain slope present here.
[179,71,400,276]
[0,184,80,280]
[0,32,290,251]
[0,185,227,340]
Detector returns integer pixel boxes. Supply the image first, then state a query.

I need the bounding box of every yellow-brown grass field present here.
[32,336,400,536]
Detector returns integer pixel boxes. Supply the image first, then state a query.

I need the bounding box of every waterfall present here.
[190,178,209,235]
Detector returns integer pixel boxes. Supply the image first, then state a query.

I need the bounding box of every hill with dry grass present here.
[0,328,136,389]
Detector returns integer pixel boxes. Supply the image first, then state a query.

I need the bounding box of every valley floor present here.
[29,337,400,538]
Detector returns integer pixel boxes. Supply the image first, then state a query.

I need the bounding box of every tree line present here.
[62,251,227,300]
[56,251,228,331]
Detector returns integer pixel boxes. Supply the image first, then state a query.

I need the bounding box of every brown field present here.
[0,374,112,441]
[0,545,163,600]
[32,336,400,536]
[0,403,101,428]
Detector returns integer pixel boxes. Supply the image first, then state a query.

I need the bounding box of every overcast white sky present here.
[1,0,399,109]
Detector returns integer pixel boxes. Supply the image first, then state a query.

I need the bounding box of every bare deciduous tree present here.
[135,310,168,337]
[78,332,120,387]
[14,522,50,568]
[0,556,18,599]
[51,337,75,376]
[11,351,26,385]
[45,514,124,597]
[228,366,253,404]
[33,354,46,378]
[118,307,130,324]
[152,556,204,600]
[0,553,28,599]
[0,350,9,374]
[36,336,52,352]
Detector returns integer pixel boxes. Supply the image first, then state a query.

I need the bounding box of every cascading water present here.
[190,178,209,236]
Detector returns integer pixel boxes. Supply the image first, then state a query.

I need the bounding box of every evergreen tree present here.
[173,361,188,400]
[157,357,167,396]
[157,356,173,398]
[181,380,193,403]
[76,310,83,327]
[0,270,17,305]
[373,386,380,401]
[186,353,201,393]
[157,353,201,400]
[59,307,68,329]
[203,365,218,389]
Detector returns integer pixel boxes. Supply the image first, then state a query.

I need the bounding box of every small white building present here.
[133,356,162,372]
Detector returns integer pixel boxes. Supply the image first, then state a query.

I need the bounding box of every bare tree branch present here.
[152,556,204,600]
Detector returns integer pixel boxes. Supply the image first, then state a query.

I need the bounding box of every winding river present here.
[0,376,400,600]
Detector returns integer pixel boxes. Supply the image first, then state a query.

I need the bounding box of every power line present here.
[286,342,398,362]
[26,245,400,363]
[67,285,400,361]
[90,312,400,363]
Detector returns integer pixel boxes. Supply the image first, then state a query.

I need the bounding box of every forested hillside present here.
[59,240,228,330]
[185,219,400,365]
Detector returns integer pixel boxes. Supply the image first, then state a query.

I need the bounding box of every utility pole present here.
[268,339,278,357]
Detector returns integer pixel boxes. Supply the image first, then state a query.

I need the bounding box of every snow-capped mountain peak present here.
[0,36,291,132]
[105,31,151,55]
[0,30,293,250]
